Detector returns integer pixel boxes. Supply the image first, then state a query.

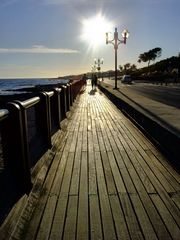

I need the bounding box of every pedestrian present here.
[82,74,87,86]
[91,74,95,89]
[94,74,97,88]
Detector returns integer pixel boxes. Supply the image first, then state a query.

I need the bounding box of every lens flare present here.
[81,13,113,49]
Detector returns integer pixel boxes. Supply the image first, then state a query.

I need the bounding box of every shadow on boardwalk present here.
[0,83,180,239]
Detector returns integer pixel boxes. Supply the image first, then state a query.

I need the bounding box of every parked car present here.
[121,75,132,84]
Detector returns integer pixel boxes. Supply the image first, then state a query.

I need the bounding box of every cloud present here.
[0,45,79,54]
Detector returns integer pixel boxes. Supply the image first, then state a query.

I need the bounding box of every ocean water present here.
[0,78,69,94]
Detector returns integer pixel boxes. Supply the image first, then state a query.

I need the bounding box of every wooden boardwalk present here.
[11,84,180,239]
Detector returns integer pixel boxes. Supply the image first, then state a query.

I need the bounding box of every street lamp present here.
[91,64,96,73]
[106,28,129,89]
[94,58,104,80]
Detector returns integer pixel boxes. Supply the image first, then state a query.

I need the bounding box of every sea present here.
[0,78,69,95]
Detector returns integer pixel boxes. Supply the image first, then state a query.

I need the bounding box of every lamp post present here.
[106,28,129,89]
[91,64,96,73]
[94,58,103,81]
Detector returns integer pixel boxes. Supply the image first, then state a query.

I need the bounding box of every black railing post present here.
[2,102,32,193]
[69,83,73,106]
[66,84,70,112]
[38,92,52,148]
[52,88,62,130]
[60,85,67,120]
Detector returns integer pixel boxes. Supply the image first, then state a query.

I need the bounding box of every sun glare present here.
[81,13,113,49]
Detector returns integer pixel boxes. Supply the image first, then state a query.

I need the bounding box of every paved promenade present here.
[1,83,180,239]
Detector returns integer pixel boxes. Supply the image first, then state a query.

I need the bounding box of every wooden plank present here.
[36,195,57,240]
[99,124,112,152]
[103,128,136,195]
[77,151,89,240]
[119,149,134,170]
[122,149,156,194]
[106,130,126,169]
[110,195,130,240]
[96,130,106,152]
[136,149,171,192]
[146,149,180,191]
[88,130,94,153]
[82,121,88,151]
[170,191,180,209]
[120,167,137,194]
[107,151,126,193]
[14,151,63,240]
[130,193,158,240]
[106,134,136,194]
[151,194,180,239]
[50,152,75,240]
[95,151,116,240]
[133,150,180,227]
[127,167,172,239]
[92,119,100,152]
[119,193,144,240]
[89,151,97,195]
[63,196,78,240]
[132,155,156,194]
[100,151,117,195]
[120,119,153,150]
[69,129,78,152]
[102,129,112,151]
[69,131,82,195]
[121,123,177,194]
[89,195,103,240]
[151,148,180,184]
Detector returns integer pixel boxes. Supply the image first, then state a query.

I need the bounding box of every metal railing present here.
[0,79,84,197]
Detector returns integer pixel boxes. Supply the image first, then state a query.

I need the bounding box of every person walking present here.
[94,74,97,88]
[91,74,95,89]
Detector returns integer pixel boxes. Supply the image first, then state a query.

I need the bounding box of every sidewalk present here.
[121,86,180,133]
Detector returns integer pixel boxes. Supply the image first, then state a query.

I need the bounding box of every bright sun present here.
[81,13,113,48]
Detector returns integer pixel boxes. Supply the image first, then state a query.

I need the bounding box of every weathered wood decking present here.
[10,84,180,239]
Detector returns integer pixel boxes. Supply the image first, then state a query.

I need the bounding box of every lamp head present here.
[122,29,129,44]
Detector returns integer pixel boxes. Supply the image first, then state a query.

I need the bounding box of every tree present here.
[131,64,137,71]
[119,63,137,74]
[124,63,131,71]
[119,65,123,72]
[138,47,162,66]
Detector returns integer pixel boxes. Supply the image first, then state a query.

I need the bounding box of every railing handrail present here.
[14,96,40,109]
[45,91,54,97]
[0,109,9,121]
[0,80,85,197]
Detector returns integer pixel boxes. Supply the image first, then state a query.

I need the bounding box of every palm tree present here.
[138,48,162,66]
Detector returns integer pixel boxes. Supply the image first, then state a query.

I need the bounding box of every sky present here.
[0,0,180,78]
